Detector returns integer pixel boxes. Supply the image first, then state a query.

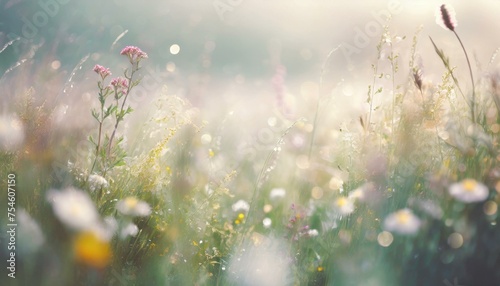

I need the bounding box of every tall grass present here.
[1,5,500,286]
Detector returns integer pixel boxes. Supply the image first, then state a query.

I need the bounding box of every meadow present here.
[1,2,500,286]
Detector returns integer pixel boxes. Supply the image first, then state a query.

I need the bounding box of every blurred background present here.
[2,1,500,285]
[2,0,500,117]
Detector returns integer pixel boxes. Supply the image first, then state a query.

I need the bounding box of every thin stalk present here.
[107,67,136,159]
[308,45,340,159]
[389,43,397,138]
[90,121,103,174]
[90,83,108,175]
[368,60,381,134]
[242,119,301,249]
[453,30,476,124]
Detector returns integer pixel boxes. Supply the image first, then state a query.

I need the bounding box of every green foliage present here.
[2,15,500,286]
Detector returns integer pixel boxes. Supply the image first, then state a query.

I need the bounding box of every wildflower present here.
[348,187,365,201]
[110,77,128,94]
[116,197,151,217]
[235,213,245,225]
[88,174,109,192]
[448,179,489,203]
[433,3,476,125]
[120,46,148,63]
[307,229,319,237]
[0,114,24,152]
[120,223,139,238]
[93,64,111,79]
[262,217,272,228]
[47,187,99,231]
[383,208,421,235]
[110,77,128,88]
[329,177,343,191]
[436,4,457,31]
[73,231,112,268]
[94,216,118,241]
[333,196,355,215]
[270,188,286,200]
[348,182,382,207]
[232,199,250,213]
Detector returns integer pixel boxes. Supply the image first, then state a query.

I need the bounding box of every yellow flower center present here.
[125,197,139,209]
[395,211,410,224]
[74,232,111,268]
[462,179,477,192]
[336,197,348,207]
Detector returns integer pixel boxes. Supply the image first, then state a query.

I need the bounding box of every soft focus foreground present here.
[1,1,500,285]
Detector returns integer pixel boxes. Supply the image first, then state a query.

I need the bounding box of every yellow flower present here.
[74,232,112,268]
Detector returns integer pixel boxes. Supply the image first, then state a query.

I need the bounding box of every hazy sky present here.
[2,0,499,117]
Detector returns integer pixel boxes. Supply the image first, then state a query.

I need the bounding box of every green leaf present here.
[91,109,100,121]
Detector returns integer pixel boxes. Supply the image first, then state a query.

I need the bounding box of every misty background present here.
[1,0,500,139]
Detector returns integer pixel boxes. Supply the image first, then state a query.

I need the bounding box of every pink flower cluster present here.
[120,46,148,63]
[110,77,128,94]
[93,64,111,79]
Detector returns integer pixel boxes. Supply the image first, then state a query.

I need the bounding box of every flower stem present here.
[453,30,475,124]
[90,121,103,174]
[107,68,136,160]
[308,45,340,159]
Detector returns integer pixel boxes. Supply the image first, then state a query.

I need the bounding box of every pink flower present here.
[93,64,111,79]
[110,77,128,94]
[120,46,148,63]
[110,77,128,88]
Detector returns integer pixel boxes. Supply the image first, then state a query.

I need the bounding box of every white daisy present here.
[232,199,250,213]
[116,197,151,217]
[120,223,139,238]
[262,218,272,228]
[383,208,421,235]
[47,187,99,231]
[448,179,489,203]
[307,229,319,237]
[329,177,344,191]
[88,174,109,192]
[270,188,286,200]
[333,196,355,215]
[89,216,118,241]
